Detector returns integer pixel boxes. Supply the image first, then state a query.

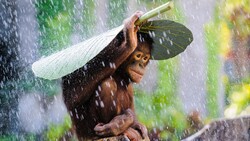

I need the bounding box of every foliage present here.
[204,0,250,118]
[45,115,72,141]
[204,22,220,118]
[36,0,74,56]
[221,0,250,38]
[221,0,250,112]
[140,20,193,60]
[32,19,192,80]
[204,8,231,117]
[0,134,36,141]
[207,0,250,118]
[224,79,250,117]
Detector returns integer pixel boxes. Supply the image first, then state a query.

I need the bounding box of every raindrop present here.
[95,100,99,106]
[109,62,113,68]
[110,76,113,80]
[106,82,110,88]
[3,20,8,29]
[95,90,99,97]
[167,50,170,54]
[152,31,155,38]
[84,64,88,70]
[102,61,105,67]
[159,38,162,44]
[170,40,173,46]
[163,31,167,37]
[98,85,101,91]
[112,63,116,68]
[100,101,104,108]
[81,115,84,120]
[149,31,155,38]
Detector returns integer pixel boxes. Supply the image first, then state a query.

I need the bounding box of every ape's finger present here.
[130,11,144,24]
[94,124,105,132]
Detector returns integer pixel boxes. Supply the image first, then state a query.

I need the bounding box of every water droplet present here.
[98,85,101,91]
[102,61,105,67]
[163,32,167,37]
[100,101,104,108]
[170,40,173,46]
[95,100,99,106]
[95,90,99,97]
[159,38,162,44]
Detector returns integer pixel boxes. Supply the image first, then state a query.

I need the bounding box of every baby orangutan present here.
[62,11,153,141]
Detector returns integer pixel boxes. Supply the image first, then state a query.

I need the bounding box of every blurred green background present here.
[0,0,250,140]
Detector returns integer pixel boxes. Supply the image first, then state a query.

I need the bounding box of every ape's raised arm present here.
[62,11,143,110]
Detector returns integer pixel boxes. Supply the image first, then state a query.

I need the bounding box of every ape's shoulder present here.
[100,77,118,94]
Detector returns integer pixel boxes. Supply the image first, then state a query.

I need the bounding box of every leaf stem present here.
[135,1,174,26]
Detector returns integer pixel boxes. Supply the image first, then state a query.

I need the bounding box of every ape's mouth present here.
[130,69,143,76]
[129,69,143,82]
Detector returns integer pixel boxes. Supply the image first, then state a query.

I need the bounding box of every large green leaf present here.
[32,20,193,80]
[139,20,193,60]
[32,25,124,80]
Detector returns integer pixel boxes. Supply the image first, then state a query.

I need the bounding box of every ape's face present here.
[125,42,151,83]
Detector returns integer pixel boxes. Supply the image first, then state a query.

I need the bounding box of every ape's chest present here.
[114,84,134,113]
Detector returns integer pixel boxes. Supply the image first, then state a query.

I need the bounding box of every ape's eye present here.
[136,53,142,59]
[143,56,148,61]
